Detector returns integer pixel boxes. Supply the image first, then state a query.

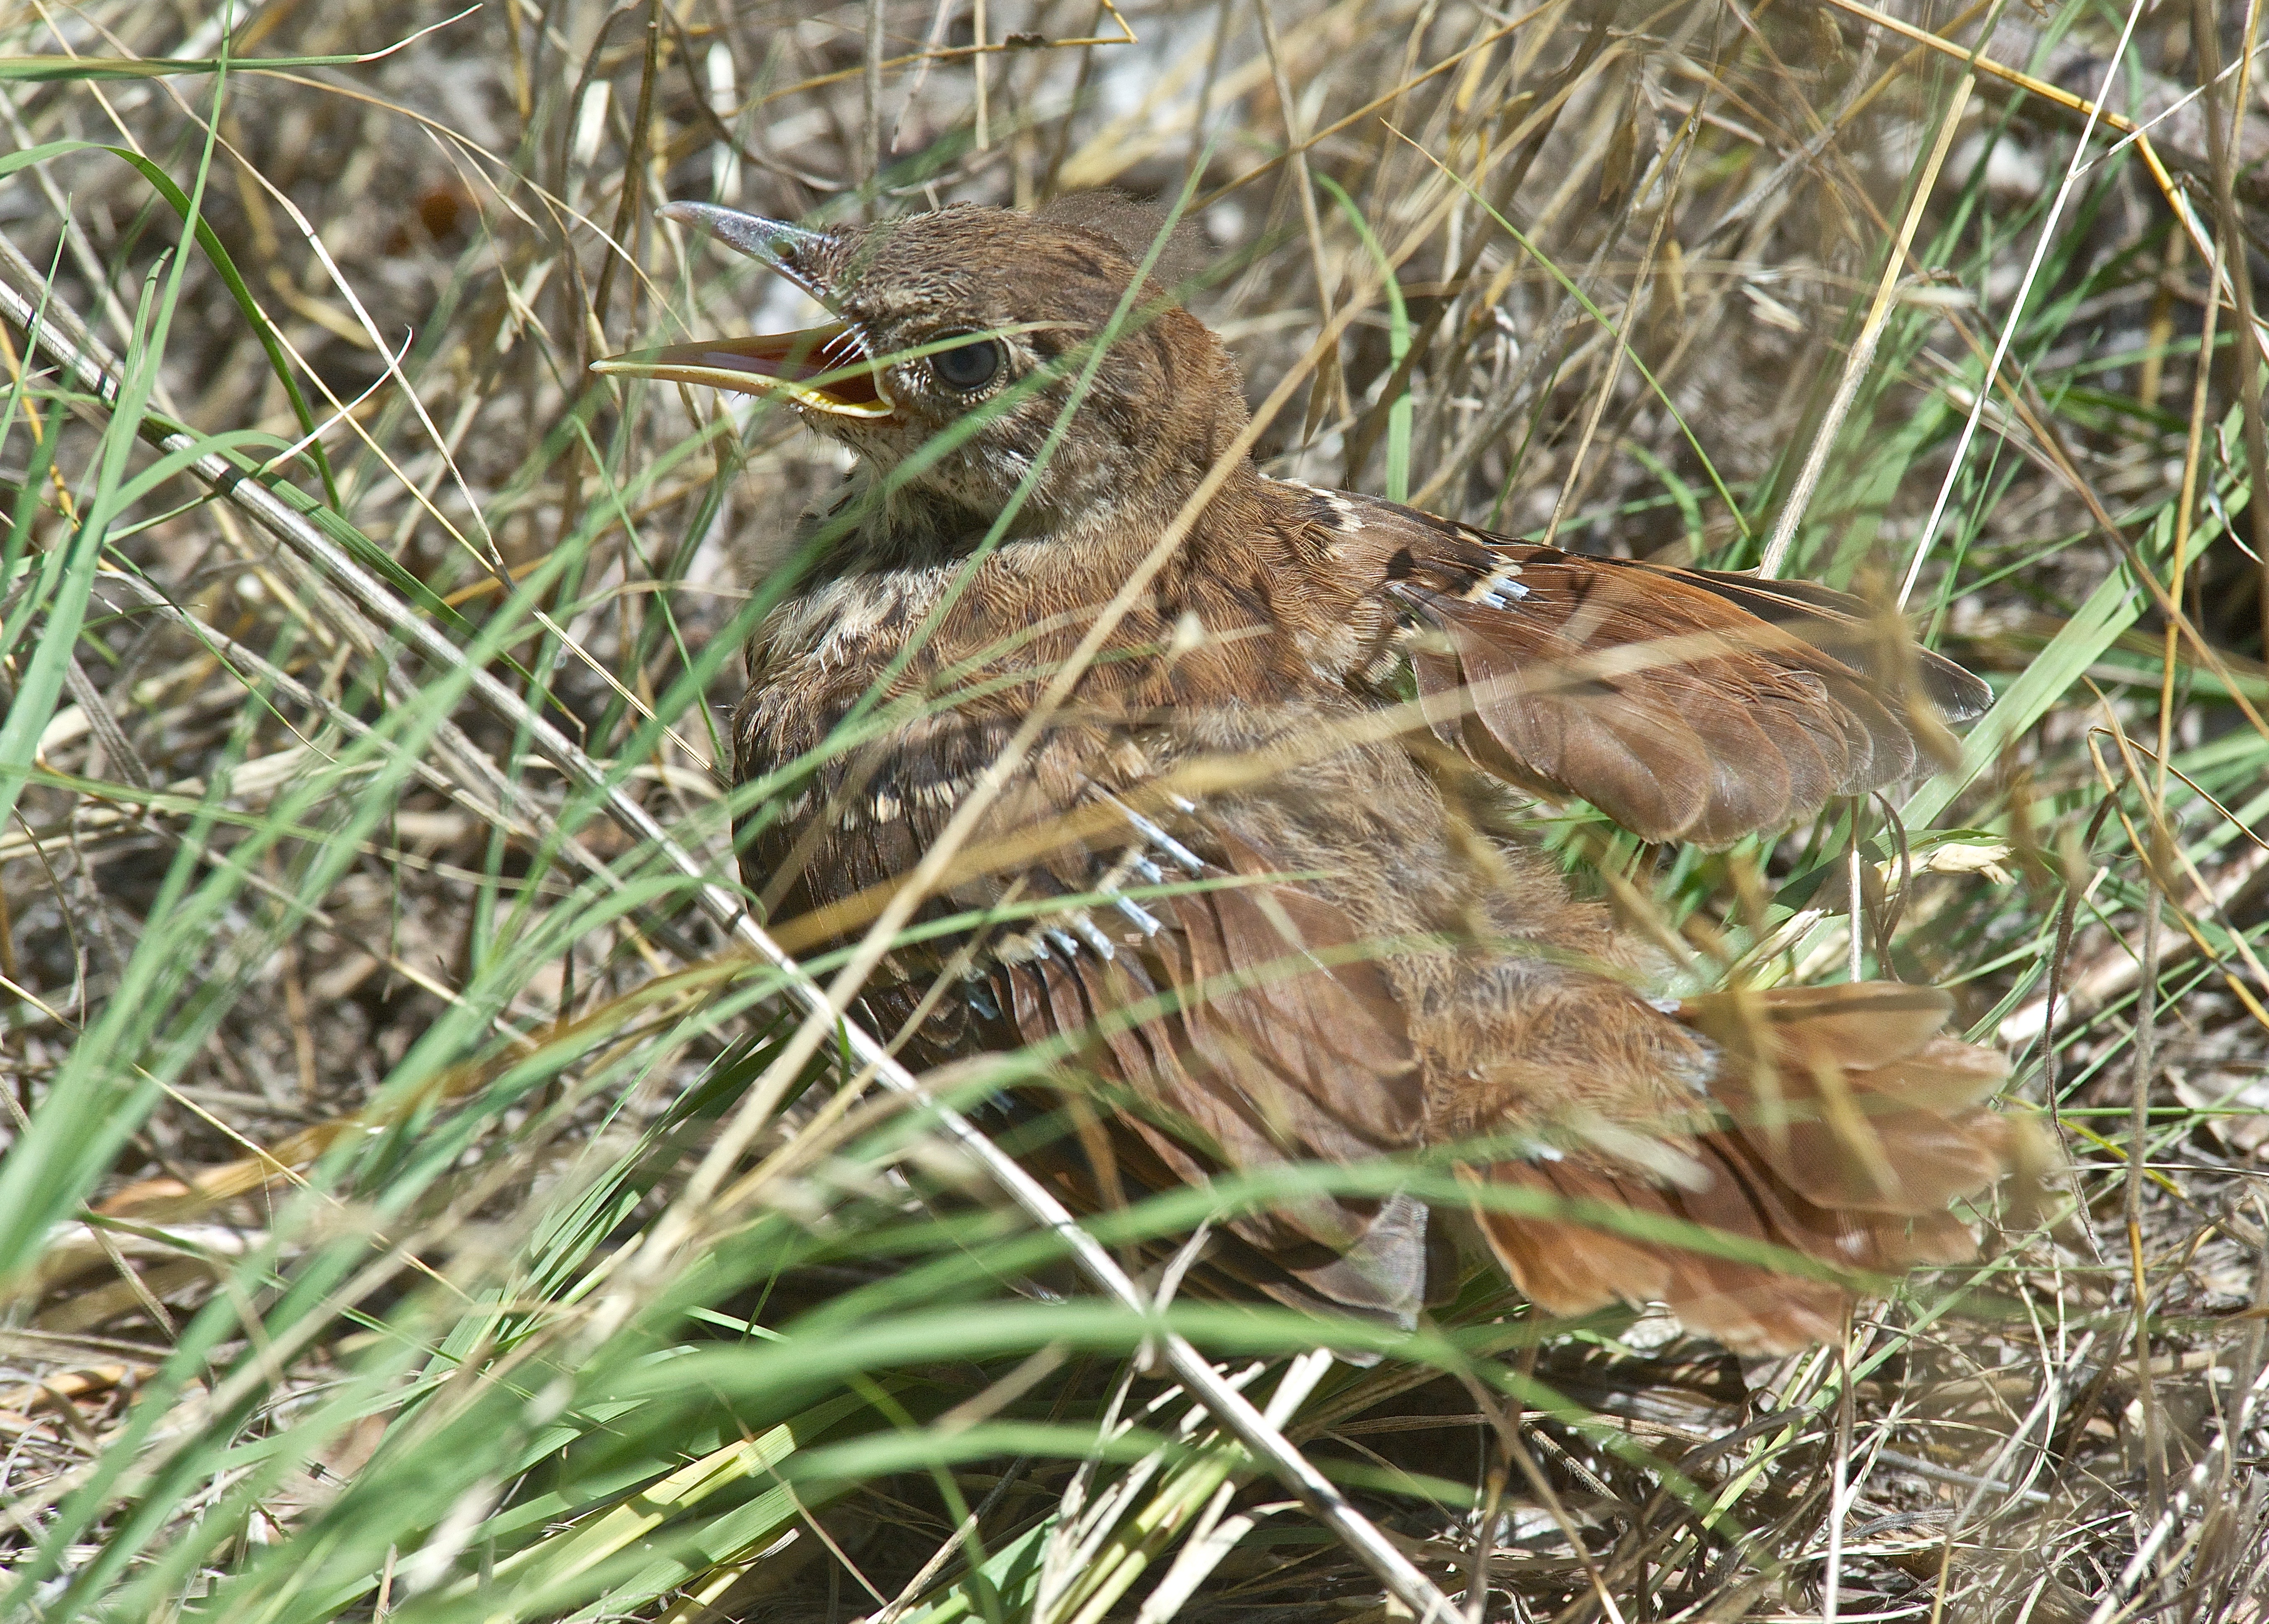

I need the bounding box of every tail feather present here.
[1472,982,2023,1353]
[1476,1159,1676,1317]
[1685,985,2011,1216]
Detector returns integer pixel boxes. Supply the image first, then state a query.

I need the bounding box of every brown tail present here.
[1472,984,2022,1353]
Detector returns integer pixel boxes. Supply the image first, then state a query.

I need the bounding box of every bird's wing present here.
[750,720,1433,1323]
[953,791,1435,1326]
[968,793,1422,1181]
[1289,484,1989,845]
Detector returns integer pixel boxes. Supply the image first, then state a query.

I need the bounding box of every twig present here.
[887,0,957,154]
[972,0,989,150]
[1543,96,1704,549]
[862,1456,1030,1624]
[862,0,885,201]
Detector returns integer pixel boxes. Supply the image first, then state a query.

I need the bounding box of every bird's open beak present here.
[591,325,893,417]
[590,200,895,419]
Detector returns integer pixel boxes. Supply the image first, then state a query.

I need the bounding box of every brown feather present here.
[1682,983,2011,1215]
[1677,567,1993,723]
[1467,982,2011,1351]
[1393,566,1897,843]
[1302,489,1963,842]
[1472,1160,1675,1318]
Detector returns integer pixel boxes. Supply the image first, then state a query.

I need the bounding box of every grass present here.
[1,0,2266,1619]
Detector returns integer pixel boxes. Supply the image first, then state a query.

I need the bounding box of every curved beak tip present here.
[656,198,733,229]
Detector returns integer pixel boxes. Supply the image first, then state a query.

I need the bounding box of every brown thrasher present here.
[596,194,2020,1353]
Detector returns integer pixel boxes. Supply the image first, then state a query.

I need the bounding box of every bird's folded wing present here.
[972,816,1423,1234]
[1294,486,1989,844]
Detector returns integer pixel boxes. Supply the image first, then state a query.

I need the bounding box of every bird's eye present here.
[930,333,1004,392]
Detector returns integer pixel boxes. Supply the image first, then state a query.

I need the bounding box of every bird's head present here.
[595,196,1247,535]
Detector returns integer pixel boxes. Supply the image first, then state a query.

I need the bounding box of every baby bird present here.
[596,194,2018,1352]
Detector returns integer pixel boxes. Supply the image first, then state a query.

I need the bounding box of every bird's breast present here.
[746,565,955,683]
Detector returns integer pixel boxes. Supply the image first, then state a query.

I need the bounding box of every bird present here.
[594,192,2024,1354]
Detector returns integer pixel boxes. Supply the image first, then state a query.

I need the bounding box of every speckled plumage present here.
[611,195,2018,1351]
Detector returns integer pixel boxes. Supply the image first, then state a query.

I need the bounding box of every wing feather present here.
[961,815,1428,1307]
[1300,486,1985,843]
